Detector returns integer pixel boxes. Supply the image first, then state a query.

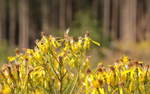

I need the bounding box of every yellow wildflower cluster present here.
[84,56,150,94]
[0,32,149,94]
[0,32,100,94]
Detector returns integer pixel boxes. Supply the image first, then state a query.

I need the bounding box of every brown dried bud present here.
[15,64,20,71]
[86,68,91,74]
[98,80,103,86]
[25,58,29,62]
[120,59,123,62]
[119,82,124,87]
[16,48,20,55]
[134,61,139,66]
[97,68,103,72]
[110,66,115,71]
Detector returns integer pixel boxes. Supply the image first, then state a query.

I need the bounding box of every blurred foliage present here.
[49,10,109,47]
[0,41,14,65]
[71,11,109,47]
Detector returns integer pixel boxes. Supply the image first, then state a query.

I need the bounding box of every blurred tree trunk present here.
[42,0,50,33]
[66,0,72,28]
[111,0,119,40]
[145,0,150,40]
[103,0,110,39]
[92,0,98,19]
[0,0,6,40]
[50,0,59,29]
[59,0,66,31]
[120,0,137,45]
[136,0,144,42]
[19,0,29,48]
[9,0,17,45]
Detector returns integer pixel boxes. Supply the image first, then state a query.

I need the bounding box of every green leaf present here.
[90,39,100,46]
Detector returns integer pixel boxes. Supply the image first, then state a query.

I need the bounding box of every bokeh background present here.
[0,0,150,66]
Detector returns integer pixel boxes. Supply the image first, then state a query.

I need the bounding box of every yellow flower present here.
[121,72,127,81]
[123,56,129,63]
[8,56,16,62]
[33,89,43,94]
[2,85,11,94]
[92,80,99,88]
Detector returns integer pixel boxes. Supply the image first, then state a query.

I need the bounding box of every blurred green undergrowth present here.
[0,40,14,65]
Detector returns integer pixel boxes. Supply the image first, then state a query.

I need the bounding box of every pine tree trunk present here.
[145,0,150,40]
[9,0,17,45]
[50,0,59,29]
[59,0,66,31]
[103,0,110,39]
[120,0,137,45]
[0,0,6,41]
[42,0,50,33]
[66,0,72,28]
[92,0,98,19]
[19,0,29,48]
[111,0,119,40]
[136,0,144,42]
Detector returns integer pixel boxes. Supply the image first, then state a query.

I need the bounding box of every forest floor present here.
[88,41,150,68]
[101,41,150,65]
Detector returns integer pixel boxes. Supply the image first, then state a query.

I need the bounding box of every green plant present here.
[0,41,14,65]
[0,32,99,94]
[0,33,150,94]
